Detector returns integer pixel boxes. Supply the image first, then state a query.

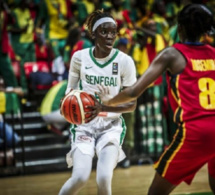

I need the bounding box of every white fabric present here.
[60,144,119,195]
[65,76,79,94]
[66,117,126,168]
[92,17,116,32]
[96,144,119,195]
[66,47,137,118]
[97,84,113,104]
[66,54,81,94]
[60,148,93,195]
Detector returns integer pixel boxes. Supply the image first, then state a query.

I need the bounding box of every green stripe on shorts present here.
[120,116,126,145]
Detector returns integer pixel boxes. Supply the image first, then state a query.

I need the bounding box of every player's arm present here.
[85,88,136,123]
[95,85,136,113]
[65,52,81,94]
[94,54,137,113]
[60,52,81,113]
[102,100,136,112]
[106,47,185,106]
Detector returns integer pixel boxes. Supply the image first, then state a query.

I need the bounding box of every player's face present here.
[94,22,117,56]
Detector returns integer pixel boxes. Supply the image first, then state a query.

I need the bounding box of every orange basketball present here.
[60,90,95,125]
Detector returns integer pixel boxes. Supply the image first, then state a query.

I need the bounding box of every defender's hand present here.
[96,84,113,105]
[85,95,103,123]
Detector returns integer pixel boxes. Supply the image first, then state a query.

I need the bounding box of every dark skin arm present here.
[60,87,136,122]
[85,87,137,122]
[86,47,185,121]
[106,47,186,106]
[87,46,186,122]
[96,86,137,113]
[100,100,136,113]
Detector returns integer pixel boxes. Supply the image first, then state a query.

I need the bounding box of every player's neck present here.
[93,48,115,60]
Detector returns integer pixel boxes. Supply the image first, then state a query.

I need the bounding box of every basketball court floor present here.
[0,164,212,195]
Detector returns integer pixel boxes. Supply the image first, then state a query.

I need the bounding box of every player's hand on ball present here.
[96,84,113,105]
[85,95,102,123]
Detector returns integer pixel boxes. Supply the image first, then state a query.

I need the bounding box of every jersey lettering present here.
[85,75,117,86]
[191,59,215,71]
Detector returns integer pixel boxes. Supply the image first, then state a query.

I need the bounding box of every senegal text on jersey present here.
[85,75,117,86]
[191,59,215,71]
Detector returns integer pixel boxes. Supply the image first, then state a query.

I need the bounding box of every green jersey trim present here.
[89,48,119,68]
[70,124,77,142]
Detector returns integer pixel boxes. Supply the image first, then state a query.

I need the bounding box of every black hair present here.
[66,25,81,47]
[85,9,115,38]
[177,4,215,41]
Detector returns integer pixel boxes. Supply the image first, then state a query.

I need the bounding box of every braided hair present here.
[177,4,215,42]
[85,9,115,38]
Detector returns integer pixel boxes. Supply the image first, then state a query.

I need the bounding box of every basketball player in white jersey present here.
[58,9,137,195]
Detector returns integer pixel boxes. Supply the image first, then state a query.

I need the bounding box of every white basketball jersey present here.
[70,47,137,118]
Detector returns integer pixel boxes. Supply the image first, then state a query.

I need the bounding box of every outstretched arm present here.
[86,47,185,122]
[106,47,185,106]
[96,84,137,113]
[85,89,136,123]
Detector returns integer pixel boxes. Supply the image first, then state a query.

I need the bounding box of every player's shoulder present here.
[72,48,91,61]
[73,48,91,56]
[159,46,180,59]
